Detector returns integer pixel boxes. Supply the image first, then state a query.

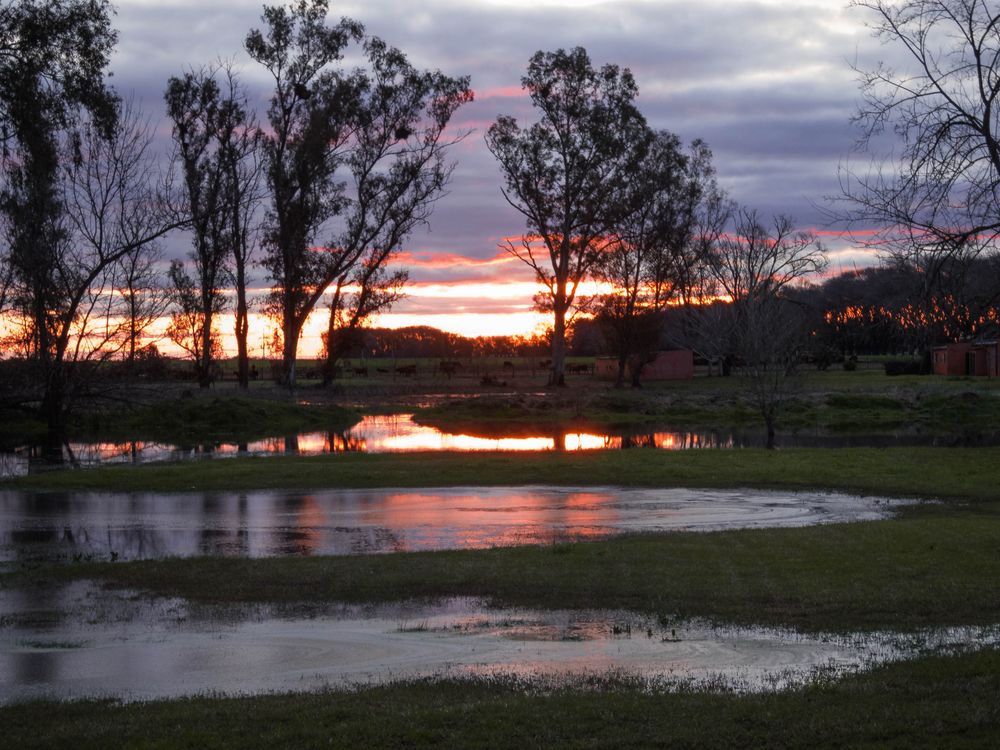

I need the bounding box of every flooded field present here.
[3,582,995,703]
[1,414,989,477]
[0,486,908,564]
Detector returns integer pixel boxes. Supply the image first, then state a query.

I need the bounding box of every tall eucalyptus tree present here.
[246,0,472,388]
[165,65,260,387]
[486,47,650,386]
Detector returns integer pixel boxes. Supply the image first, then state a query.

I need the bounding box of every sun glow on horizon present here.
[0,272,738,360]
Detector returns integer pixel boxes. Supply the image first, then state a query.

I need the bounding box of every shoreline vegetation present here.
[5,364,1000,449]
[0,395,360,449]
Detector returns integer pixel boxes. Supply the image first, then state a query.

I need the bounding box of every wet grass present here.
[3,648,999,748]
[6,446,1000,502]
[14,499,999,633]
[417,378,1000,436]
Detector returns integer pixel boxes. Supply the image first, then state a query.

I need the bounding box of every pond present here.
[1,413,990,477]
[2,583,995,703]
[0,486,908,565]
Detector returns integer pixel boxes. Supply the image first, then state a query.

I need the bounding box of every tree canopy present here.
[247,0,472,388]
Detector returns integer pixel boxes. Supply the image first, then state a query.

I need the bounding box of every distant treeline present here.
[337,326,552,360]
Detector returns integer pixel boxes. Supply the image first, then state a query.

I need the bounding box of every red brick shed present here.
[931,341,999,377]
[595,350,694,381]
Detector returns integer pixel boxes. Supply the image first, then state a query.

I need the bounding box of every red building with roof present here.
[931,340,999,377]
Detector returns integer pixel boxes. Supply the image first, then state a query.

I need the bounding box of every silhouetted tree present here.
[166,258,223,379]
[707,210,826,448]
[166,65,260,388]
[486,47,650,386]
[842,0,1000,346]
[3,101,175,434]
[321,257,406,383]
[669,187,732,375]
[0,0,120,432]
[219,70,263,390]
[246,0,472,388]
[115,241,170,370]
[595,134,716,386]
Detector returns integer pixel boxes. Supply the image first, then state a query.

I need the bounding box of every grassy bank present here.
[3,648,999,748]
[69,396,359,444]
[1,395,360,449]
[16,499,999,632]
[7,446,1000,501]
[415,378,1000,436]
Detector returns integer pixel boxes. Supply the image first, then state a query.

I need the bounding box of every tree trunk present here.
[630,359,644,389]
[41,380,65,435]
[235,273,249,390]
[198,307,214,389]
[322,351,338,386]
[322,297,341,386]
[41,366,67,463]
[127,297,137,374]
[550,305,567,387]
[765,416,776,450]
[281,319,300,389]
[615,354,627,389]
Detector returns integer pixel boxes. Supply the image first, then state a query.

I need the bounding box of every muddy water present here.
[3,414,990,477]
[0,487,908,564]
[3,582,994,703]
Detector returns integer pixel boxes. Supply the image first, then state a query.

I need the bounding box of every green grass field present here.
[7,445,999,501]
[4,649,999,748]
[4,369,1000,746]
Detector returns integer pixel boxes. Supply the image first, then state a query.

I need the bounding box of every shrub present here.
[884,360,924,376]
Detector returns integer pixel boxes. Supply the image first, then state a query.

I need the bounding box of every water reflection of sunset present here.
[1,416,742,479]
[293,494,324,555]
[2,487,901,562]
[365,489,616,549]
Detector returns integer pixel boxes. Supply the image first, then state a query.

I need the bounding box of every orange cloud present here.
[473,85,525,100]
[393,249,518,269]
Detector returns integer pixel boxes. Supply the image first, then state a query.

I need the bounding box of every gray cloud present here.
[111,0,893,322]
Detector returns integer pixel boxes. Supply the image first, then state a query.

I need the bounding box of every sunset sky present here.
[108,0,895,352]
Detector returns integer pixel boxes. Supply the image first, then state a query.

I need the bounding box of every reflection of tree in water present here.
[620,434,656,449]
[7,525,180,561]
[326,431,366,453]
[348,526,404,554]
[553,428,568,452]
[2,491,266,562]
[236,493,249,553]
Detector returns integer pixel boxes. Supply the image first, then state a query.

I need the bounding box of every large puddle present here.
[2,583,994,703]
[2,414,991,477]
[0,487,907,564]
